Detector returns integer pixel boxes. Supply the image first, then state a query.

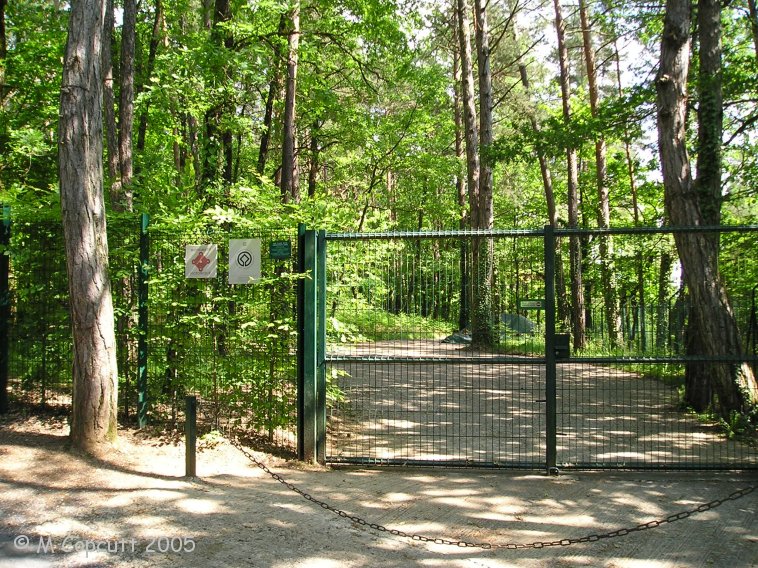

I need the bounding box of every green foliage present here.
[4,0,758,437]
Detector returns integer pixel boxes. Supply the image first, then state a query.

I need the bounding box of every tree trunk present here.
[453,34,469,332]
[0,0,6,109]
[748,0,758,59]
[656,0,758,417]
[472,0,495,346]
[281,1,300,203]
[59,0,119,454]
[685,0,725,410]
[457,0,484,345]
[579,0,621,345]
[137,0,166,153]
[201,0,233,194]
[116,0,136,211]
[553,0,586,349]
[258,13,288,176]
[307,120,320,197]
[102,0,119,191]
[655,252,672,351]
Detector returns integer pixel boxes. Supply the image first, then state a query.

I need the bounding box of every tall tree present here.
[59,0,119,453]
[116,0,136,211]
[684,0,725,409]
[553,0,586,348]
[579,0,621,345]
[202,0,234,193]
[748,0,758,59]
[656,0,758,417]
[258,13,288,176]
[0,0,5,100]
[281,0,300,203]
[453,22,469,332]
[456,0,483,342]
[471,0,495,345]
[102,0,119,193]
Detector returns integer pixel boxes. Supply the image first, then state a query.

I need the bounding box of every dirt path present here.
[1,414,756,567]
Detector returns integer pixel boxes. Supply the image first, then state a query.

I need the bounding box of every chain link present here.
[228,437,755,550]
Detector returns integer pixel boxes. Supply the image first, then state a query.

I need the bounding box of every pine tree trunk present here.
[685,0,724,411]
[656,0,758,417]
[281,2,300,203]
[117,0,136,211]
[137,0,166,153]
[60,0,119,454]
[553,0,586,349]
[473,0,494,346]
[579,0,621,345]
[453,36,469,332]
[748,0,758,60]
[102,0,119,191]
[259,14,288,175]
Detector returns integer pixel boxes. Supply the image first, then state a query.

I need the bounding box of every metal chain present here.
[228,437,755,550]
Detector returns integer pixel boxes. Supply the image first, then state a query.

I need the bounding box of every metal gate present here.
[297,226,758,471]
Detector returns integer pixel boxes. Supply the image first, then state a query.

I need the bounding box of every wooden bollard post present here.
[185,396,197,477]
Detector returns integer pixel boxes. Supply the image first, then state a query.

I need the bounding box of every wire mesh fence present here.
[3,214,757,470]
[1,211,298,454]
[322,228,758,470]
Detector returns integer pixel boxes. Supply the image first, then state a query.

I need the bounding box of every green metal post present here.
[544,225,558,474]
[316,230,327,463]
[0,206,10,414]
[301,230,318,463]
[297,223,306,460]
[137,213,149,427]
[185,395,197,477]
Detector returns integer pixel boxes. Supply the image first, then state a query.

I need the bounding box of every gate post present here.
[316,230,327,463]
[137,213,149,428]
[298,227,318,463]
[0,205,10,414]
[544,224,558,474]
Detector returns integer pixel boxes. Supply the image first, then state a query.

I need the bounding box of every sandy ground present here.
[1,412,757,568]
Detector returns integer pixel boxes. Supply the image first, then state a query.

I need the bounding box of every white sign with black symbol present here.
[185,244,218,279]
[229,238,261,284]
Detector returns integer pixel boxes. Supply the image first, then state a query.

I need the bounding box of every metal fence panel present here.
[322,228,758,470]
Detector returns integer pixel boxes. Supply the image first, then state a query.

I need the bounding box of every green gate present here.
[298,225,758,471]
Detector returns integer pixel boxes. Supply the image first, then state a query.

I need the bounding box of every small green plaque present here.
[269,240,292,260]
[518,298,546,310]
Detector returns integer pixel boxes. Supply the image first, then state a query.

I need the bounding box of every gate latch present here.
[555,333,571,359]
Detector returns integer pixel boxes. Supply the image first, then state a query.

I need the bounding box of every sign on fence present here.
[185,244,218,279]
[518,298,546,310]
[229,239,262,284]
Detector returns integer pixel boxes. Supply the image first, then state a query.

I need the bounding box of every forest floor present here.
[0,411,757,568]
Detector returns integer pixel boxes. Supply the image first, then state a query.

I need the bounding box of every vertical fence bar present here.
[316,230,327,463]
[0,206,10,414]
[544,224,558,474]
[137,213,149,428]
